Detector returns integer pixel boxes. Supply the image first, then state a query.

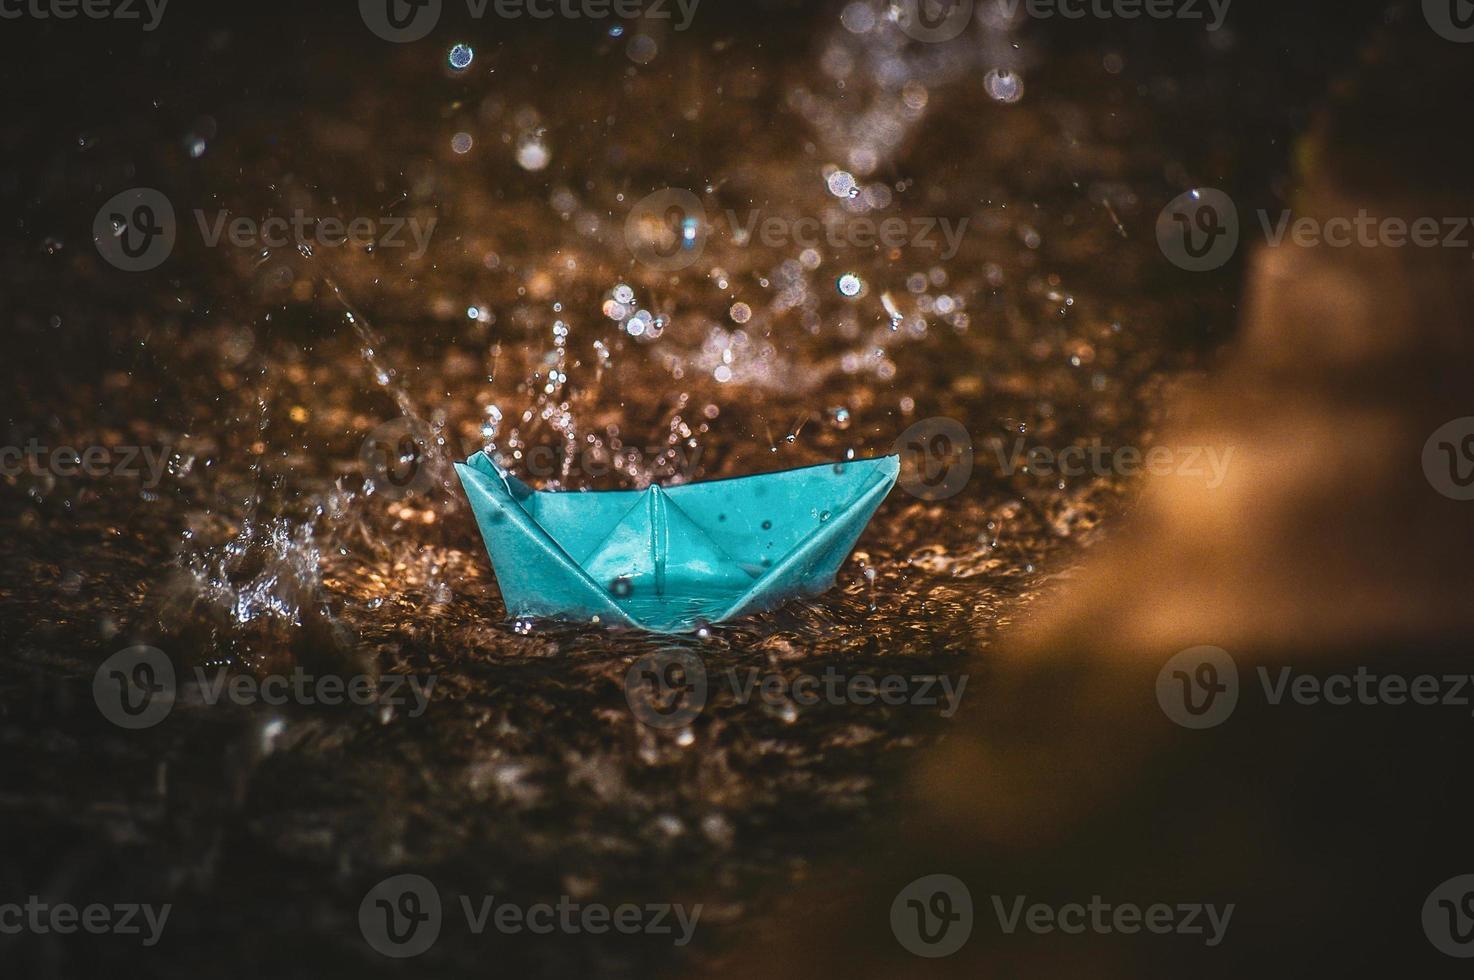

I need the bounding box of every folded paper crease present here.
[454,452,900,633]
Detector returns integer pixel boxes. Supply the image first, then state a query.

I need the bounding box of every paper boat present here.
[454,451,900,633]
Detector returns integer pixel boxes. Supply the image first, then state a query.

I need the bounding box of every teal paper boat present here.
[454,452,900,633]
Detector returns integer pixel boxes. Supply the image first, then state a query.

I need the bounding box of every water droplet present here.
[448,43,474,70]
[828,406,852,430]
[826,170,859,198]
[610,576,634,597]
[984,69,1025,104]
[837,273,862,297]
[840,1,877,33]
[627,34,658,64]
[452,131,474,154]
[729,302,752,324]
[761,520,773,530]
[517,139,551,172]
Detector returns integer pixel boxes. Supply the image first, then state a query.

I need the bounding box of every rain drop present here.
[826,170,859,198]
[517,139,551,172]
[448,44,474,70]
[984,69,1024,104]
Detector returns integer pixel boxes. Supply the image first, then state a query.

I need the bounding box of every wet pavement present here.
[0,1,1431,976]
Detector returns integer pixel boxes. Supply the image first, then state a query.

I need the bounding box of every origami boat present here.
[455,451,900,633]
